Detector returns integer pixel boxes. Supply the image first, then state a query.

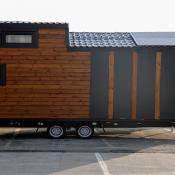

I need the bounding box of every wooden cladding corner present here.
[131,51,138,120]
[107,51,115,120]
[155,52,162,120]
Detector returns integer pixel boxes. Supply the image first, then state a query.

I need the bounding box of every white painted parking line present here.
[4,128,21,148]
[95,153,111,175]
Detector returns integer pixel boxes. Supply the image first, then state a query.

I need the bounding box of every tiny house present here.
[0,22,174,138]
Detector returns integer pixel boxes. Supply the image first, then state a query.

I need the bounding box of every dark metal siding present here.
[113,49,132,120]
[90,51,108,119]
[160,49,175,119]
[137,49,155,120]
[0,64,6,86]
[90,48,175,122]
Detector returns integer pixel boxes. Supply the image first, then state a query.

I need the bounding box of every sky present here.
[0,0,175,32]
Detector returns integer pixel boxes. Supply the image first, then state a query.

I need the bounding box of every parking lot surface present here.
[0,152,175,175]
[0,127,174,152]
[0,128,174,175]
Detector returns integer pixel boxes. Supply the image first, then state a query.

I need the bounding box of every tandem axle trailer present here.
[0,119,174,138]
[0,22,175,138]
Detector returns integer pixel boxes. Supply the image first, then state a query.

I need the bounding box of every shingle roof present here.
[69,32,136,48]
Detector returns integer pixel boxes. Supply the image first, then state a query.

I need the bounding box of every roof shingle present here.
[69,32,136,48]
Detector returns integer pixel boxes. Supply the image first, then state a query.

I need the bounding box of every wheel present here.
[76,125,94,138]
[47,125,65,139]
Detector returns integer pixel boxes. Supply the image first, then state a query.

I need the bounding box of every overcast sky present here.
[0,0,175,32]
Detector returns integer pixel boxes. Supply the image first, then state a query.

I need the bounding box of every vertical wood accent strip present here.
[131,51,138,120]
[155,51,161,120]
[108,51,115,120]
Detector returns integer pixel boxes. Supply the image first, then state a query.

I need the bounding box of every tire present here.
[47,125,65,139]
[76,125,94,139]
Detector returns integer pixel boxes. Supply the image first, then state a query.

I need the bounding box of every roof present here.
[70,32,175,48]
[69,32,136,48]
[131,32,175,46]
[0,21,68,29]
[0,22,175,48]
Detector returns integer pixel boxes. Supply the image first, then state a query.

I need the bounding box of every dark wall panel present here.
[160,49,175,120]
[0,64,6,86]
[113,49,132,120]
[137,49,155,120]
[90,51,108,119]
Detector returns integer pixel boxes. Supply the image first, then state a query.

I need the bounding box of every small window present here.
[1,31,38,48]
[0,64,6,86]
[5,35,32,44]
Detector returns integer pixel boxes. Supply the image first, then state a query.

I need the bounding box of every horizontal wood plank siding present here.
[0,28,91,119]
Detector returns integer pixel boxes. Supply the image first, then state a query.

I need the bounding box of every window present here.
[5,35,32,44]
[0,64,6,86]
[1,30,38,48]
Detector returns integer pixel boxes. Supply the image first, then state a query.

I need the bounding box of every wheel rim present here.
[78,126,92,138]
[49,125,63,138]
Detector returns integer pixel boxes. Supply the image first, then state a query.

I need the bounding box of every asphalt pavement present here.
[0,127,174,175]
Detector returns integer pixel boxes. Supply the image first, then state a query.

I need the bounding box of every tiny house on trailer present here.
[0,22,175,138]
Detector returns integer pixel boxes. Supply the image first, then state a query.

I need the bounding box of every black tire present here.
[76,125,94,139]
[47,125,65,139]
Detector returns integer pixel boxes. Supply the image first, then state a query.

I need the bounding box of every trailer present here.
[0,22,174,138]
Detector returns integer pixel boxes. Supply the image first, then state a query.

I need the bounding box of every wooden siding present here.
[0,29,91,119]
[155,52,161,120]
[107,51,115,120]
[131,51,138,120]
